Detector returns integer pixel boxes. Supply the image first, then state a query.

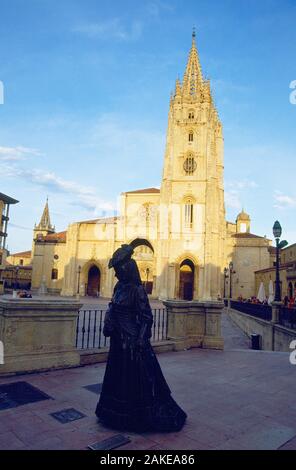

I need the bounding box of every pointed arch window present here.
[188,132,194,142]
[184,199,194,228]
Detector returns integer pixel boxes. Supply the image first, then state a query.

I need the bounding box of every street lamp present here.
[223,267,228,298]
[145,267,150,292]
[77,265,81,295]
[15,266,20,290]
[229,261,236,299]
[273,221,288,302]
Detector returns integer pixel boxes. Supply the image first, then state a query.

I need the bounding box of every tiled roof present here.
[10,250,31,258]
[79,216,118,224]
[232,232,266,239]
[124,187,160,194]
[42,231,67,243]
[255,261,294,274]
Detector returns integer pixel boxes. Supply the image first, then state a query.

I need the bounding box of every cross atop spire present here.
[35,198,55,233]
[182,30,203,97]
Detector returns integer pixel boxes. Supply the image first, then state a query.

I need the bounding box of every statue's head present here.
[108,244,142,285]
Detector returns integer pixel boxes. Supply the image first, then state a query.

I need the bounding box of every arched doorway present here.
[130,238,154,294]
[87,265,101,297]
[179,259,194,300]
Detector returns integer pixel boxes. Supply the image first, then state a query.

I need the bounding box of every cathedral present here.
[30,33,271,301]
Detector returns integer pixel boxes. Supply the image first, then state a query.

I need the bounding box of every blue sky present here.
[0,0,296,252]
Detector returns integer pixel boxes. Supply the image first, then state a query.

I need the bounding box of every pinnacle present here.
[182,32,203,97]
[35,198,55,232]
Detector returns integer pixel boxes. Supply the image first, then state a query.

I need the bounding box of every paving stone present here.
[1,345,296,450]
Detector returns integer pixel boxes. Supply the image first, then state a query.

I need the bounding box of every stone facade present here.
[6,250,32,267]
[0,296,81,375]
[29,34,272,301]
[255,243,296,300]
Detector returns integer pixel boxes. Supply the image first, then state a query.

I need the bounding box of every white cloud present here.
[274,191,296,209]
[226,179,258,190]
[0,146,43,161]
[145,1,176,18]
[0,113,163,219]
[90,113,164,165]
[225,190,241,210]
[224,180,258,212]
[73,18,143,41]
[0,163,116,213]
[70,194,116,213]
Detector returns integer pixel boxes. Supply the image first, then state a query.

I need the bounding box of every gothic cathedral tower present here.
[156,32,226,301]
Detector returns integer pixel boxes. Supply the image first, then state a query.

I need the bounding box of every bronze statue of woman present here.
[95,244,187,433]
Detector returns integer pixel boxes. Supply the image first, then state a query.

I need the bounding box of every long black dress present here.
[95,281,187,433]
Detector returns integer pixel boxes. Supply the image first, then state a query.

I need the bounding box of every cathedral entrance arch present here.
[130,238,154,253]
[179,259,194,300]
[87,265,101,297]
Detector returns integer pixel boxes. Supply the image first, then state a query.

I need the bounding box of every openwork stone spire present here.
[182,29,203,97]
[35,198,55,232]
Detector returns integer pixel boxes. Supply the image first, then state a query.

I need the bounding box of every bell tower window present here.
[188,132,193,142]
[184,199,194,228]
[183,156,197,175]
[188,111,194,120]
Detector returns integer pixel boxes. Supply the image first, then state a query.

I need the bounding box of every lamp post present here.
[229,261,236,299]
[223,267,228,298]
[77,265,81,295]
[272,220,289,302]
[145,267,150,293]
[273,221,281,302]
[15,265,20,290]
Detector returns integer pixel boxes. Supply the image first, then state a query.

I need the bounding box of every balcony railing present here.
[230,300,272,321]
[76,308,168,350]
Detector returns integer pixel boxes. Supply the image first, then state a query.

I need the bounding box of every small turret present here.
[174,78,182,97]
[236,209,251,233]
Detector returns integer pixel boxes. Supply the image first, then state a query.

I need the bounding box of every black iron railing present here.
[76,310,109,350]
[230,300,272,321]
[76,308,168,350]
[279,307,296,330]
